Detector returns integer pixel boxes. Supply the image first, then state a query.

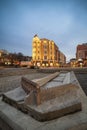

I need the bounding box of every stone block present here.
[21,77,39,93]
[2,71,82,121]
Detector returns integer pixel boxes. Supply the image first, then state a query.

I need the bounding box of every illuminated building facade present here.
[59,50,66,66]
[32,35,66,67]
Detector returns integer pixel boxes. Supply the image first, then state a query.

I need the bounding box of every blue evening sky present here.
[0,0,87,61]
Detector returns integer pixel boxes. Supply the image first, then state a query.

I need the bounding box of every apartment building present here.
[32,35,66,67]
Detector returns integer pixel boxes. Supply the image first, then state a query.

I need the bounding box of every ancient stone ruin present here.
[2,71,82,121]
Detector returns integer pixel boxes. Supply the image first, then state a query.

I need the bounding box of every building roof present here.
[34,34,38,37]
[40,38,50,41]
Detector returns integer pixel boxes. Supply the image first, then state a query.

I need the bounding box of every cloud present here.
[0,0,87,60]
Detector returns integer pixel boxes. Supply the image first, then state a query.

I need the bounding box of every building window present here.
[51,56,52,60]
[50,46,52,49]
[50,51,52,54]
[44,56,47,60]
[44,51,47,54]
[44,45,47,49]
[33,45,36,48]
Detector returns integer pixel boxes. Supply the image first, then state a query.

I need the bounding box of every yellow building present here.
[0,50,3,57]
[59,51,66,66]
[32,35,60,67]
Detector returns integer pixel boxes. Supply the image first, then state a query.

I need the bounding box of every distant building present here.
[20,61,32,67]
[0,50,2,57]
[0,49,10,65]
[70,58,77,67]
[20,56,32,67]
[0,49,9,57]
[76,43,87,67]
[32,35,66,67]
[76,43,87,60]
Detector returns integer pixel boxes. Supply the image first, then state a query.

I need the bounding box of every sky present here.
[0,0,87,61]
